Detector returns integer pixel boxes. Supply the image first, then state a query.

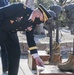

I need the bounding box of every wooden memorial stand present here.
[36,65,74,75]
[28,50,50,70]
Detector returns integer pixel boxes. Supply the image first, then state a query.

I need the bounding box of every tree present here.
[35,0,54,8]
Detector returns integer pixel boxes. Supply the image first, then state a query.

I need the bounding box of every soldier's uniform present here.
[0,2,52,75]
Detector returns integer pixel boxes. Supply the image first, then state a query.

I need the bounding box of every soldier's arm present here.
[26,26,37,55]
[26,26,44,67]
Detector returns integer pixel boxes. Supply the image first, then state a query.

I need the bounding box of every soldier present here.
[0,2,52,75]
[58,4,74,71]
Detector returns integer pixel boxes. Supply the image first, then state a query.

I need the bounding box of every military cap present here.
[64,4,74,19]
[38,4,52,22]
[64,3,74,12]
[49,5,62,15]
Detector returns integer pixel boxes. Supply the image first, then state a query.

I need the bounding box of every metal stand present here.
[73,38,74,55]
[56,17,59,44]
[48,22,53,61]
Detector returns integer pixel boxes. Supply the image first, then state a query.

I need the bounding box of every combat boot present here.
[52,41,60,53]
[46,41,60,54]
[58,53,74,71]
[47,41,61,64]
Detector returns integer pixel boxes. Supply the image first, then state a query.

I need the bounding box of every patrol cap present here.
[38,4,52,22]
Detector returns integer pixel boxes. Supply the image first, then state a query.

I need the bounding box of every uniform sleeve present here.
[26,24,38,54]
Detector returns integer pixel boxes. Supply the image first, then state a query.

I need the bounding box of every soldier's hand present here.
[27,26,33,31]
[34,57,44,67]
[29,8,43,22]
